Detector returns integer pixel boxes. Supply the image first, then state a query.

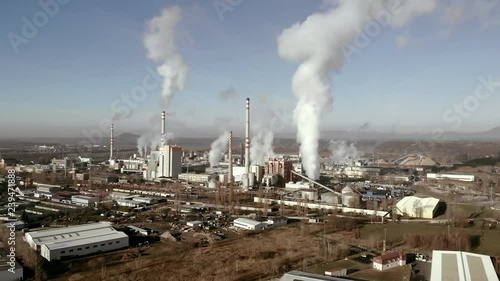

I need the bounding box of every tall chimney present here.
[161,111,166,145]
[245,98,250,177]
[228,131,233,184]
[110,124,114,160]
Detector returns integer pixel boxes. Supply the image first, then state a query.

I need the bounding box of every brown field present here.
[360,223,500,256]
[47,225,327,281]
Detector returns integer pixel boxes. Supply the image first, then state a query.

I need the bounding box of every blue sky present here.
[1,0,499,138]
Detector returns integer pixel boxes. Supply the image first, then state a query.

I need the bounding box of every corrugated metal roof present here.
[430,251,498,281]
[26,222,111,240]
[43,231,128,250]
[234,218,263,226]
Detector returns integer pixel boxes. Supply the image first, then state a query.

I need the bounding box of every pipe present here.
[290,170,341,196]
[110,124,114,160]
[245,98,250,180]
[228,131,233,184]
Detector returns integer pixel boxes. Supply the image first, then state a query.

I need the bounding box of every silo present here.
[342,186,359,207]
[208,178,218,189]
[249,173,256,187]
[321,192,338,205]
[301,189,318,201]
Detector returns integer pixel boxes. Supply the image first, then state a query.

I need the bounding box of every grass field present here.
[360,223,500,256]
[305,259,371,275]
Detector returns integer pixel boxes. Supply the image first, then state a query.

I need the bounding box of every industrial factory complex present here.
[1,96,499,281]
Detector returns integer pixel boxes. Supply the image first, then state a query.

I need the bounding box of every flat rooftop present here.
[430,250,498,281]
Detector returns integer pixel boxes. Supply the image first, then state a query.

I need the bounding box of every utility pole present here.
[448,224,450,241]
[383,227,387,253]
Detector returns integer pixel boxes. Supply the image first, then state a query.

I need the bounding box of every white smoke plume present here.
[328,140,361,166]
[250,96,277,165]
[277,0,436,180]
[137,6,188,156]
[209,131,229,167]
[144,6,188,107]
[251,127,275,166]
[137,131,174,157]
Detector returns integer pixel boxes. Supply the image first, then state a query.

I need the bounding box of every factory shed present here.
[71,195,97,207]
[430,251,497,281]
[396,196,439,219]
[40,231,128,261]
[25,222,113,250]
[233,218,267,231]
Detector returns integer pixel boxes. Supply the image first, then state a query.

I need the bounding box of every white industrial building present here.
[178,173,211,183]
[430,250,498,281]
[427,173,475,182]
[395,196,440,219]
[116,199,145,208]
[233,218,267,231]
[143,145,182,180]
[36,184,61,193]
[25,222,129,261]
[285,181,311,190]
[71,195,98,207]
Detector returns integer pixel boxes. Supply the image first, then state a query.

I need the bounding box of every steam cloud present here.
[277,0,436,180]
[250,96,276,166]
[137,6,188,155]
[137,131,174,157]
[209,131,229,167]
[144,6,188,107]
[328,140,360,166]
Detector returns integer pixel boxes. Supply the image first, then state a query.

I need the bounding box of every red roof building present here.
[372,251,406,271]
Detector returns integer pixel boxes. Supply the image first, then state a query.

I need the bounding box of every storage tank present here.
[249,173,256,187]
[208,178,218,189]
[342,186,359,207]
[321,192,338,205]
[301,189,318,201]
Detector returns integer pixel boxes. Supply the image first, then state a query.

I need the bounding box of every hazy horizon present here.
[1,0,499,140]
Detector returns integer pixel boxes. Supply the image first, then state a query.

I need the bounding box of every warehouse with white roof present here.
[25,222,129,261]
[233,218,267,231]
[430,250,498,281]
[395,196,440,219]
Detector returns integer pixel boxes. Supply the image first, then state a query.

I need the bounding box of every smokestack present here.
[245,98,250,177]
[110,124,114,160]
[228,131,233,184]
[161,111,166,145]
